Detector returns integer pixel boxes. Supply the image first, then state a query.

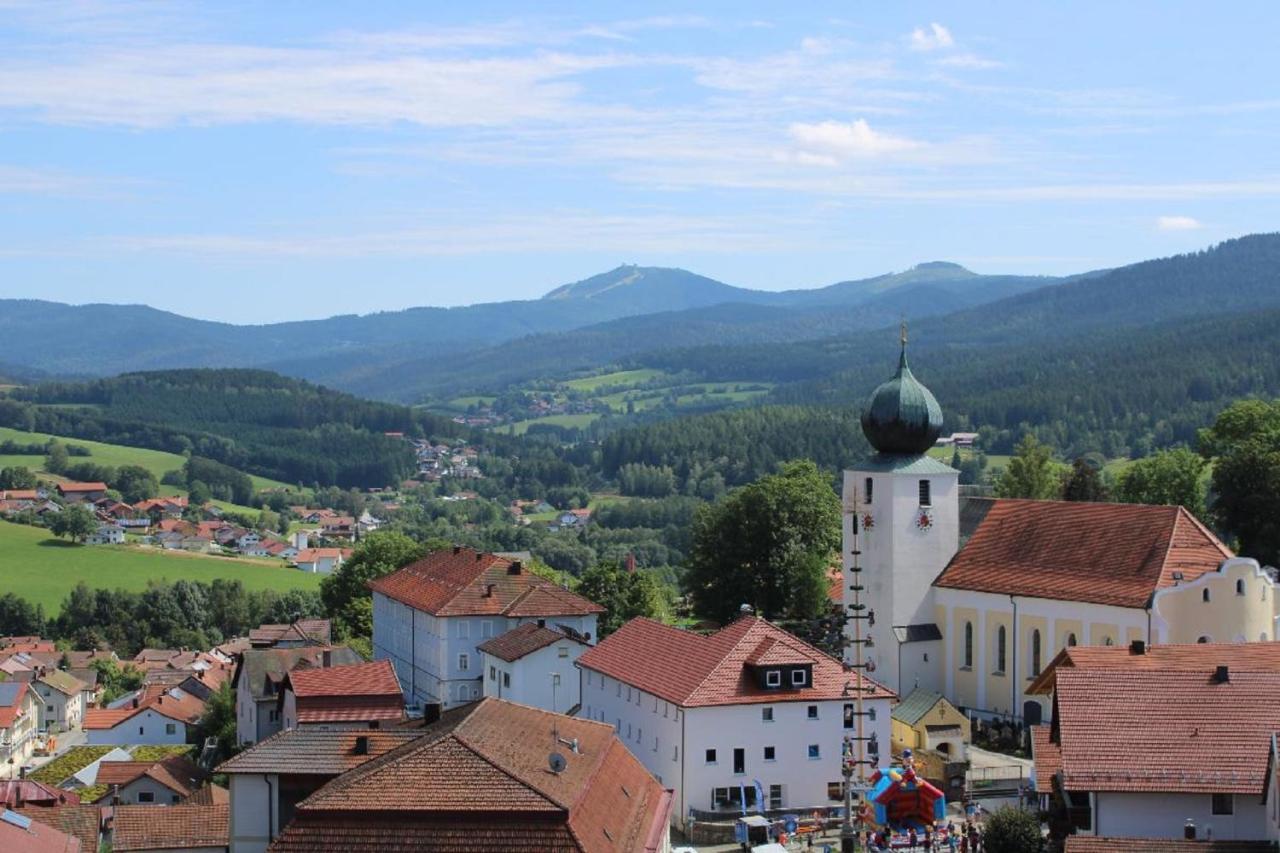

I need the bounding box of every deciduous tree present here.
[1199,399,1280,563]
[1114,447,1207,517]
[320,531,426,638]
[996,435,1060,500]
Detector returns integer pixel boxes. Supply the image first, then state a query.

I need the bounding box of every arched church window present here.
[963,622,973,668]
[1203,588,1211,603]
[1197,635,1211,644]
[996,626,1007,673]
[1103,636,1114,646]
[1066,632,1077,647]
[1237,579,1246,596]
[1031,629,1042,676]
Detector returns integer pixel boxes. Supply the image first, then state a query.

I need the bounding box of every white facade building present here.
[85,706,192,745]
[31,670,86,732]
[477,623,588,713]
[370,547,602,710]
[578,616,893,830]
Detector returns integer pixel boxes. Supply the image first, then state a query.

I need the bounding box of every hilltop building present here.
[845,328,1280,723]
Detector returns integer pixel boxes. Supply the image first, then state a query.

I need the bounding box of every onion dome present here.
[860,325,943,455]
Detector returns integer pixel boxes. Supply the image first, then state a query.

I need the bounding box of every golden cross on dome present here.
[900,320,908,347]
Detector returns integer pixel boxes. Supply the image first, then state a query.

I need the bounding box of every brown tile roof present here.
[12,806,99,852]
[248,619,331,646]
[111,804,229,851]
[92,756,207,800]
[271,697,672,853]
[476,624,587,663]
[217,728,422,775]
[56,482,108,493]
[83,685,205,730]
[368,547,604,618]
[81,707,134,730]
[1028,642,1280,696]
[1051,659,1280,793]
[285,660,403,724]
[1065,840,1274,853]
[232,646,363,702]
[577,616,893,708]
[0,780,81,808]
[1030,725,1059,795]
[935,499,1232,607]
[184,784,229,806]
[0,809,83,852]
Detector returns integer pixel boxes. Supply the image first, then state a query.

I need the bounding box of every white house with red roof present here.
[576,615,893,828]
[0,683,38,778]
[477,623,590,714]
[370,546,604,710]
[84,686,205,745]
[291,548,349,575]
[845,339,1280,725]
[279,660,405,730]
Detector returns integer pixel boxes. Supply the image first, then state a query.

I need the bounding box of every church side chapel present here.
[844,328,1280,724]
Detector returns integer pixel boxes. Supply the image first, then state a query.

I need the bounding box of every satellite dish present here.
[548,751,567,774]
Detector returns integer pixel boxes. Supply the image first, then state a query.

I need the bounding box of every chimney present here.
[322,649,332,668]
[484,584,496,598]
[1213,665,1230,683]
[1129,640,1146,655]
[508,561,523,575]
[354,735,369,755]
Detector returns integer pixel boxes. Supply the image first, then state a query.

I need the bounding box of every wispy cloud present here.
[936,53,1004,70]
[0,164,138,197]
[787,119,924,164]
[909,23,954,52]
[1156,215,1203,231]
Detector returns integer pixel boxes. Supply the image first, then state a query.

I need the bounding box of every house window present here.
[457,622,470,639]
[458,654,469,671]
[764,746,776,761]
[843,704,855,730]
[808,744,821,759]
[654,736,659,753]
[963,622,973,668]
[765,670,781,688]
[165,723,176,735]
[918,479,931,507]
[807,705,818,720]
[637,727,642,743]
[1197,635,1211,644]
[762,707,774,722]
[791,669,808,687]
[1212,793,1234,815]
[1031,629,1042,676]
[769,784,784,810]
[481,620,493,638]
[1237,579,1246,596]
[138,792,154,803]
[673,745,679,761]
[996,626,1007,674]
[139,726,145,736]
[558,647,569,658]
[171,794,180,804]
[705,749,717,764]
[489,666,496,681]
[864,477,873,504]
[733,748,745,775]
[1203,588,1211,603]
[552,674,561,686]
[503,673,510,687]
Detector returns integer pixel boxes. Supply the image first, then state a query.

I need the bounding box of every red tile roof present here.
[92,756,207,800]
[935,500,1232,607]
[1065,840,1274,853]
[0,682,31,728]
[1029,642,1280,695]
[248,619,331,646]
[83,685,205,730]
[111,804,229,851]
[12,806,99,852]
[285,660,404,724]
[56,482,108,493]
[477,624,588,663]
[578,616,893,708]
[0,780,81,808]
[1050,656,1280,793]
[0,809,83,852]
[369,547,604,618]
[270,697,672,853]
[217,728,422,775]
[1030,725,1059,795]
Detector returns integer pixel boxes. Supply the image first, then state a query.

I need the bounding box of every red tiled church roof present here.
[369,547,604,618]
[935,500,1231,608]
[577,616,893,708]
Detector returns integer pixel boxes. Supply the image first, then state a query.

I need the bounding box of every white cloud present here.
[1156,215,1203,231]
[910,23,954,52]
[0,165,138,197]
[936,53,1004,70]
[788,119,925,161]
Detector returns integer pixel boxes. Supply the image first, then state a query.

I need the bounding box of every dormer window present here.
[791,669,808,687]
[765,670,781,688]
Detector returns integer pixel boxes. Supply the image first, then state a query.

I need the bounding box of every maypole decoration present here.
[841,480,879,853]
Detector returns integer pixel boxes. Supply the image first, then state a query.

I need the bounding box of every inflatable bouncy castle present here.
[868,750,946,830]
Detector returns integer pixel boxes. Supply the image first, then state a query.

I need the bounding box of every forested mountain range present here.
[0,262,1065,393]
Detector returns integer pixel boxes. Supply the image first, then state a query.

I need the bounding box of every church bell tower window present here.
[918,479,931,507]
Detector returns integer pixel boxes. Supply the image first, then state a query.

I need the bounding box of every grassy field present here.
[502,413,602,435]
[0,426,295,516]
[0,520,320,613]
[564,368,669,392]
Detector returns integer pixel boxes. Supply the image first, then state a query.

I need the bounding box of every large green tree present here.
[49,504,96,542]
[112,464,159,504]
[320,531,427,638]
[0,466,37,490]
[996,435,1061,500]
[1113,447,1207,517]
[1199,399,1280,563]
[1060,458,1108,502]
[982,807,1044,853]
[684,459,839,624]
[577,562,672,637]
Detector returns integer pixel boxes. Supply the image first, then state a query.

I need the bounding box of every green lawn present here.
[564,368,669,392]
[0,520,320,613]
[502,413,602,435]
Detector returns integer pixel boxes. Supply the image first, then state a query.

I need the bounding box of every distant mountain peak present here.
[909,261,975,276]
[539,265,750,312]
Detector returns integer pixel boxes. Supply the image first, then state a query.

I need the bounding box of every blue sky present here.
[1,1,1277,322]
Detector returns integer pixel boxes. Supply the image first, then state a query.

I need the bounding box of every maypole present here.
[841,482,877,853]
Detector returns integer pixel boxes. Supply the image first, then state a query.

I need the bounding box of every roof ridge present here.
[452,727,571,812]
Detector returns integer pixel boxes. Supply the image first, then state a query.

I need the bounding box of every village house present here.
[278,660,404,731]
[1031,642,1280,844]
[477,622,590,714]
[0,809,85,851]
[133,496,188,520]
[83,685,205,746]
[370,546,603,710]
[577,615,894,829]
[264,697,673,853]
[218,728,421,853]
[85,522,126,545]
[247,620,331,649]
[889,687,969,761]
[0,683,39,778]
[232,647,362,747]
[91,755,209,806]
[112,803,230,853]
[291,548,348,575]
[31,669,87,732]
[56,482,109,503]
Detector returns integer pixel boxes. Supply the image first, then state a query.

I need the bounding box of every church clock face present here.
[916,508,933,531]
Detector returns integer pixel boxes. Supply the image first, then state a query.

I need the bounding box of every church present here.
[844,332,1280,724]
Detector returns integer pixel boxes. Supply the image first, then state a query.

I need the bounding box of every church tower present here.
[843,326,959,697]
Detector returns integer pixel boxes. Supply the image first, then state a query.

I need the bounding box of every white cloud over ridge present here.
[1157,215,1203,231]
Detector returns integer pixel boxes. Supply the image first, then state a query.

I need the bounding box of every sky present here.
[1,1,1278,322]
